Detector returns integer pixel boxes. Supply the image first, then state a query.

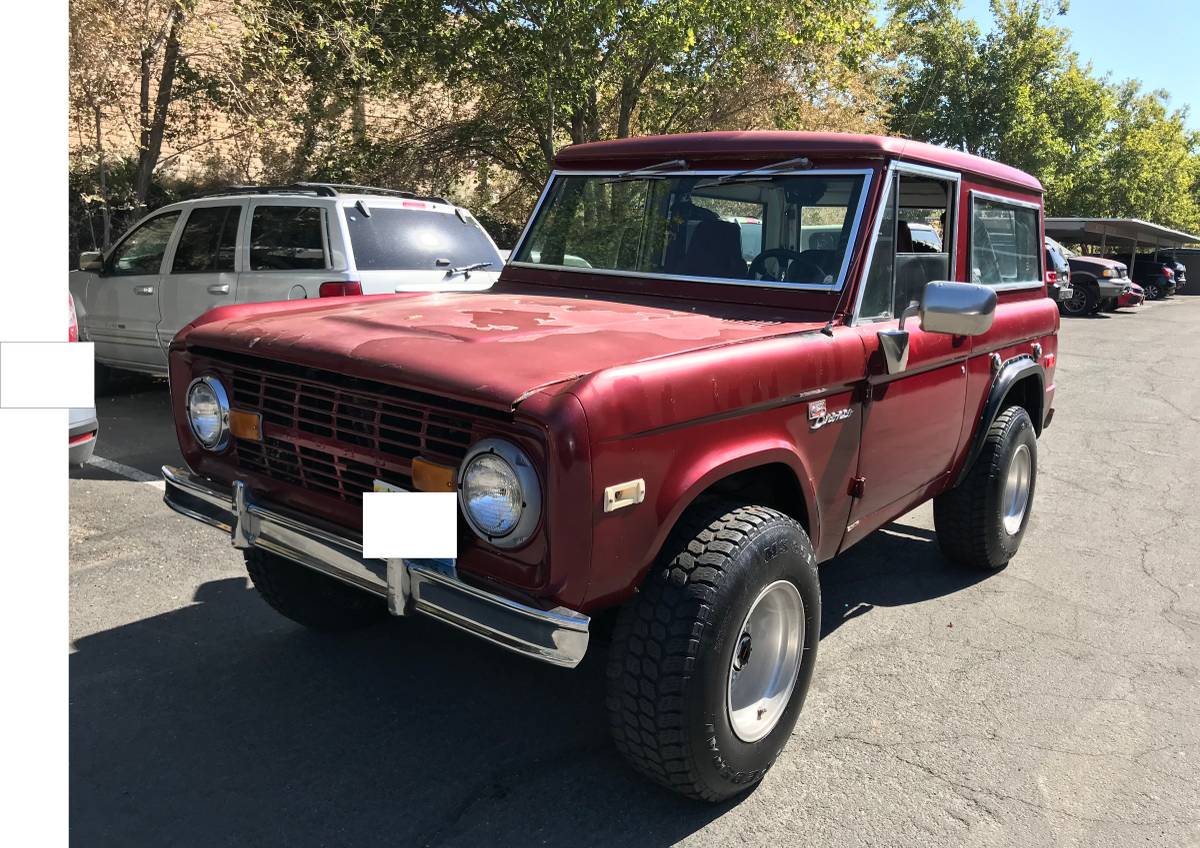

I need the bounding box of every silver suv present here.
[70,184,504,380]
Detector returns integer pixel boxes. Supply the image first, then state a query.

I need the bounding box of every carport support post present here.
[1129,236,1138,276]
[1100,226,1107,255]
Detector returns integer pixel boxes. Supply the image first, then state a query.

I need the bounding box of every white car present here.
[69,183,504,380]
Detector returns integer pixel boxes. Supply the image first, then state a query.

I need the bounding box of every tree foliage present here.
[886,0,1200,232]
[68,0,1200,247]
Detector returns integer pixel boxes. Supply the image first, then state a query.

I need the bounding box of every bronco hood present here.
[178,289,822,409]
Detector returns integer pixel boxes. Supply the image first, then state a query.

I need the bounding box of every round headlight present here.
[459,438,541,548]
[187,376,230,450]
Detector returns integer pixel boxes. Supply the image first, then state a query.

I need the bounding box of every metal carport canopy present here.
[1045,217,1200,250]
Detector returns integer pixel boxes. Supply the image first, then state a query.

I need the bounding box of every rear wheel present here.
[934,406,1037,571]
[245,549,387,631]
[606,502,820,802]
[1145,283,1163,301]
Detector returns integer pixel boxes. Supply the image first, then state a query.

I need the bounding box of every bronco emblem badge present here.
[808,400,854,430]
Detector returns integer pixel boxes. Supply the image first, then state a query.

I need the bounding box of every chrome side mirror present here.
[920,281,997,336]
[79,251,104,272]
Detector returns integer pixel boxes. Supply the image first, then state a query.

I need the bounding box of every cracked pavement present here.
[70,297,1200,846]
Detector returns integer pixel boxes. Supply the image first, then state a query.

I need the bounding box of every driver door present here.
[843,168,968,548]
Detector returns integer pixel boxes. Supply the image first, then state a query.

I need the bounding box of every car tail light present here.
[1045,270,1057,284]
[319,281,363,298]
[68,294,79,342]
[1163,267,1175,279]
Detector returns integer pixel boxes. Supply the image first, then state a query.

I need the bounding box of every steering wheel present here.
[748,248,827,283]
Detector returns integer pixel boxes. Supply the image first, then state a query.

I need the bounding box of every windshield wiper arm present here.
[697,156,814,187]
[444,261,493,279]
[601,159,688,184]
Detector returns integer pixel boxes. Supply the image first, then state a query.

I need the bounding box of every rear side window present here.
[970,196,1040,287]
[250,206,327,270]
[172,206,241,273]
[344,207,500,271]
[108,212,181,276]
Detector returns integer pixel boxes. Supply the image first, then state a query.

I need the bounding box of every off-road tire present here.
[245,548,387,631]
[605,502,820,802]
[934,405,1037,571]
[1058,282,1096,316]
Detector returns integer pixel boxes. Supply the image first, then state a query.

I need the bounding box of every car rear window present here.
[344,207,500,271]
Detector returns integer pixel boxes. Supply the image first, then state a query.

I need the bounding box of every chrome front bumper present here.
[162,466,589,667]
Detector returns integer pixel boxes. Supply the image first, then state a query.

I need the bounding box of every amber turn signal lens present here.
[228,409,262,442]
[412,457,456,492]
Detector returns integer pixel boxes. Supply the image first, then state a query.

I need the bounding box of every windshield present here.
[345,206,500,271]
[513,171,868,287]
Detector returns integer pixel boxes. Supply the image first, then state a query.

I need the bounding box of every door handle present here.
[206,284,230,295]
[134,285,155,296]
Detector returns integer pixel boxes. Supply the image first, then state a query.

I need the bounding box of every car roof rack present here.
[197,182,451,205]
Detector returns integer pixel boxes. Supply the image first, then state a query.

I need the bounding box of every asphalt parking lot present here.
[69,299,1200,847]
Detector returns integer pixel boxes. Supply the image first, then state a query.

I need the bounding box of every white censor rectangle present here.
[0,342,95,409]
[362,491,458,559]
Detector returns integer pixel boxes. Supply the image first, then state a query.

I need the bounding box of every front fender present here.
[650,442,820,568]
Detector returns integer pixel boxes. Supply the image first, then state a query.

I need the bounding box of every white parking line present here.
[86,456,165,490]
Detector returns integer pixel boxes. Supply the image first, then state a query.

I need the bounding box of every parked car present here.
[69,184,505,387]
[1148,252,1186,293]
[1044,237,1073,306]
[161,132,1057,802]
[1051,239,1129,316]
[1117,281,1145,309]
[1104,253,1176,300]
[67,294,98,465]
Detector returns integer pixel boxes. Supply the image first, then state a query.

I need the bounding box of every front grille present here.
[199,350,513,503]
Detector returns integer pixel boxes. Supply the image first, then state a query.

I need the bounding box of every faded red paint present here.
[169,131,1058,613]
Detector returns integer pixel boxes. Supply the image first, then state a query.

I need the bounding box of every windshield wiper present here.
[601,159,688,184]
[444,261,493,279]
[696,156,814,187]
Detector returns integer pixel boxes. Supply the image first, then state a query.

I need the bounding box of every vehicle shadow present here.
[70,521,983,847]
[819,521,993,638]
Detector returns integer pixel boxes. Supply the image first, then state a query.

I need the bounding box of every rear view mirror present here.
[920,282,997,336]
[79,251,103,272]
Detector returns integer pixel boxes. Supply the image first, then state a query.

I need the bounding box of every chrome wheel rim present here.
[726,579,804,743]
[1002,443,1032,535]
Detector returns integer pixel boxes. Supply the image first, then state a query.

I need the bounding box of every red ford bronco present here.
[163,132,1057,801]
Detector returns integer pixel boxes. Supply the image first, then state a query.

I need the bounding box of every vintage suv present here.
[162,132,1057,801]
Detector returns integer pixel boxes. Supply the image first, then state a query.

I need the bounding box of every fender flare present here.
[643,445,820,575]
[954,355,1044,487]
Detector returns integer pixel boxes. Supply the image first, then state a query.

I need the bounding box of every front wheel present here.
[1145,283,1163,301]
[1058,284,1095,316]
[934,406,1037,571]
[606,503,820,802]
[245,548,387,631]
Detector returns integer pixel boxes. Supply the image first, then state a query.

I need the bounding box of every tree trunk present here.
[135,3,185,205]
[94,103,111,249]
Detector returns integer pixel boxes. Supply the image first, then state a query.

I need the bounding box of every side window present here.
[108,212,181,276]
[249,206,328,271]
[970,197,1040,286]
[171,206,242,274]
[857,172,956,322]
[894,177,953,314]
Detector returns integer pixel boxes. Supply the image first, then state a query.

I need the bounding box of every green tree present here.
[886,0,1200,231]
